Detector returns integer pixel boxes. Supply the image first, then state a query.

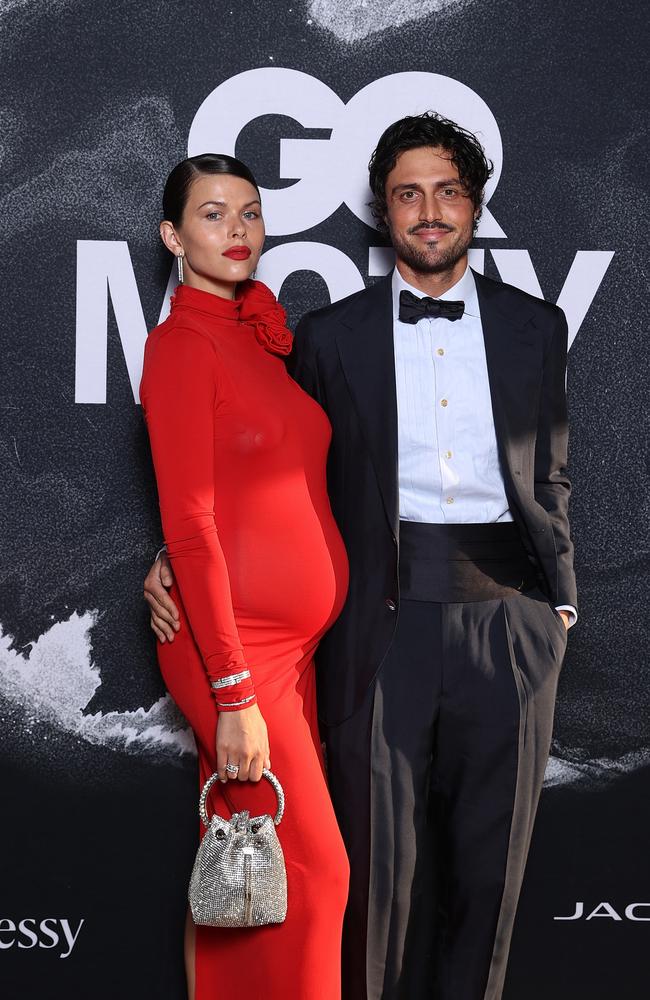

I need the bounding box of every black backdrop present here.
[1,1,649,997]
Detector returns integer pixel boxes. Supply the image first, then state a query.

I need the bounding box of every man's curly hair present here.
[368,112,493,232]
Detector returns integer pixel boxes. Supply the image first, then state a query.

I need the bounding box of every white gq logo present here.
[189,68,505,237]
[75,69,614,404]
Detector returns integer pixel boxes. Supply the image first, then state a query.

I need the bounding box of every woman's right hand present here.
[216,703,271,783]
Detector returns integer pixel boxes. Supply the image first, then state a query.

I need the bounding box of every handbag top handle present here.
[199,768,285,828]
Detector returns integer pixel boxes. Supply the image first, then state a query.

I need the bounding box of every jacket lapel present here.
[332,269,543,538]
[474,270,542,493]
[335,275,399,536]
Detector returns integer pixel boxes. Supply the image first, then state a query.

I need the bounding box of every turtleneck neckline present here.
[170,282,245,323]
[167,278,294,358]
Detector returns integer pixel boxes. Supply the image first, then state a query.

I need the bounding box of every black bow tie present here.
[399,289,465,324]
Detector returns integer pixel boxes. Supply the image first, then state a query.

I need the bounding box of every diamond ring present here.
[225,762,240,775]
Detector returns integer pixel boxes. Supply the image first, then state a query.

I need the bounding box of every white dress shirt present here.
[393,265,512,524]
[392,264,576,625]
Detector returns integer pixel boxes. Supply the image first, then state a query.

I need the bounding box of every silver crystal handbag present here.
[188,768,287,928]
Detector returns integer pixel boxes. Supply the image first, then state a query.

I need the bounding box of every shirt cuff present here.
[154,543,168,562]
[555,604,577,628]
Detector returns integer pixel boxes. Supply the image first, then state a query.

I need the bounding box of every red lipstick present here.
[223,245,252,260]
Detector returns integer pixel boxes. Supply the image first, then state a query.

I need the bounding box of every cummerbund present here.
[398,520,538,603]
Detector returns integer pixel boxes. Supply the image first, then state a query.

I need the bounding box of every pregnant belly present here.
[220,510,349,642]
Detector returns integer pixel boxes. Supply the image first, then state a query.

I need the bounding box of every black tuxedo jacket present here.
[288,269,576,726]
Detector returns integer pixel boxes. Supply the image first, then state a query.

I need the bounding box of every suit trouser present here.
[324,587,567,1000]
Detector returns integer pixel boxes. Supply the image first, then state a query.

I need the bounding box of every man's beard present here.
[389,224,472,276]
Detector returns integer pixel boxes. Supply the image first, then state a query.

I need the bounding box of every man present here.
[145,113,576,1000]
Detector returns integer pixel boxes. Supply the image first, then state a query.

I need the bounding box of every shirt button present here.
[437,348,445,356]
[440,398,448,407]
[444,450,452,459]
[446,497,454,504]
[385,598,397,612]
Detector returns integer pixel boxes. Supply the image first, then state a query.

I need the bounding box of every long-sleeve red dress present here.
[139,280,350,999]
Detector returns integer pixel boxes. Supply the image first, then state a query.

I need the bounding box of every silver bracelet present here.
[215,693,256,709]
[210,670,251,690]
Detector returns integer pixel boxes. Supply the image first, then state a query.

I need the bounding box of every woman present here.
[139,153,350,999]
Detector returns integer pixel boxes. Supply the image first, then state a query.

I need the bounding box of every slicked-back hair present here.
[162,153,260,227]
[368,112,493,232]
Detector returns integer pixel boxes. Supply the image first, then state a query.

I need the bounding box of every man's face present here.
[383,146,477,275]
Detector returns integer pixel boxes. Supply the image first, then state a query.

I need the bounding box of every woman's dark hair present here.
[368,112,493,232]
[162,153,261,226]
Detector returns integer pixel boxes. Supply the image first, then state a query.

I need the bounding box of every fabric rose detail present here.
[239,280,294,357]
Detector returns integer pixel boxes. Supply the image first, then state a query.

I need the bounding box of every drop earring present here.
[251,252,259,280]
[177,252,184,284]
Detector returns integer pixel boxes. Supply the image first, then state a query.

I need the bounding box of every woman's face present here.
[160,172,265,297]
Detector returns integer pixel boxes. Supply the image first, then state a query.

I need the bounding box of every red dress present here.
[139,281,350,999]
